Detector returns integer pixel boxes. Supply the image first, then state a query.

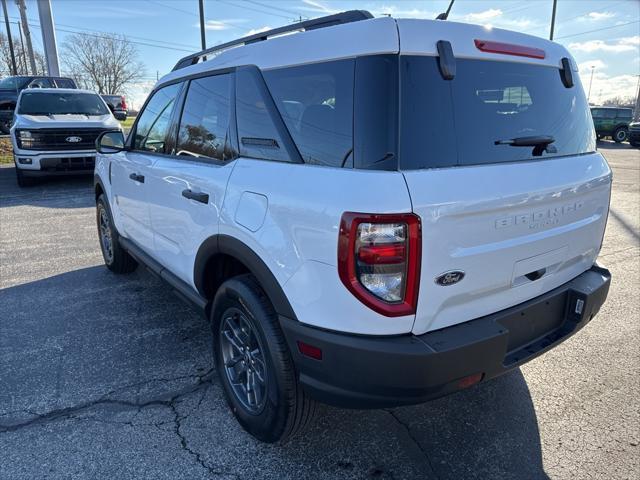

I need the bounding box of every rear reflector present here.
[457,373,483,389]
[474,39,545,59]
[297,341,323,360]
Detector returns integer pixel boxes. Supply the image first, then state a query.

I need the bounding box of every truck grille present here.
[15,128,107,151]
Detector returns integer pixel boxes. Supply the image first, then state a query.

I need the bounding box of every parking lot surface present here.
[1,142,638,480]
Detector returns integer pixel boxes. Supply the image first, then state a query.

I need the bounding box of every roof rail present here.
[171,10,374,72]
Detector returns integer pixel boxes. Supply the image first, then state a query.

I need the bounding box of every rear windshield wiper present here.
[494,135,557,157]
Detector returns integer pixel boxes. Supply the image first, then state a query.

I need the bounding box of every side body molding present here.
[193,234,298,321]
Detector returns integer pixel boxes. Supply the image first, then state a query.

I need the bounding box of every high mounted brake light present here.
[338,212,421,317]
[474,39,545,59]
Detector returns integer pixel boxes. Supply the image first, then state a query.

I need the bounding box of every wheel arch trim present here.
[194,234,298,321]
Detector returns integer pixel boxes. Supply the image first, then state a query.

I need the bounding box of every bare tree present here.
[0,32,46,76]
[62,33,145,94]
[602,96,635,108]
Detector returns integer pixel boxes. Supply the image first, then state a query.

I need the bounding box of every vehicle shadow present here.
[0,164,94,209]
[0,266,548,479]
[597,139,635,150]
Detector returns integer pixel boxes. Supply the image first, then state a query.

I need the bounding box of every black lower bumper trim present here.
[280,265,611,408]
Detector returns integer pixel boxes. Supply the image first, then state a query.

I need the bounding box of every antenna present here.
[436,0,455,20]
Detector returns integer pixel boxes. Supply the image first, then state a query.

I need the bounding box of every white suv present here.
[93,11,612,443]
[11,88,120,187]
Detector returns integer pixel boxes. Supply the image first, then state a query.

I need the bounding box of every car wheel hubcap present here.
[220,308,268,414]
[98,206,114,264]
[617,131,626,141]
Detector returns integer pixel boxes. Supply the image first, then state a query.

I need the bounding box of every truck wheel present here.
[613,127,628,143]
[212,274,316,443]
[96,194,137,274]
[0,120,10,135]
[15,167,35,187]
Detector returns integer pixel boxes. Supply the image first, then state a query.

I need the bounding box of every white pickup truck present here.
[11,88,120,187]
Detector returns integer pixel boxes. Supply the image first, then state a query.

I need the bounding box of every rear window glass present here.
[400,57,595,169]
[263,59,354,168]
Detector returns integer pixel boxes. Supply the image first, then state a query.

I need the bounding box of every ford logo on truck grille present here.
[65,136,82,143]
[435,270,465,286]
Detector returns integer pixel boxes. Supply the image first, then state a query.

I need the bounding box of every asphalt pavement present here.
[0,142,638,479]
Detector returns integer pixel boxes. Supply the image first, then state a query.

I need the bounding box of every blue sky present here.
[4,0,639,108]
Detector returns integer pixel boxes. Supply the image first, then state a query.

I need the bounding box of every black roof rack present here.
[171,10,374,72]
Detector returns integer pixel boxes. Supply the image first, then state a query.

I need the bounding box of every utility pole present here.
[634,75,640,122]
[198,0,206,50]
[587,65,595,104]
[549,0,558,40]
[1,0,17,75]
[15,21,27,74]
[16,0,36,74]
[36,0,59,76]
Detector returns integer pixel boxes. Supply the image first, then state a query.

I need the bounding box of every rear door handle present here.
[182,189,209,204]
[129,173,144,183]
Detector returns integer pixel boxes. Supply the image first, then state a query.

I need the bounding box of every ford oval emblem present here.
[435,270,465,286]
[65,136,82,143]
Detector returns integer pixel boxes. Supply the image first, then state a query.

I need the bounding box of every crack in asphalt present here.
[0,368,238,479]
[386,410,440,480]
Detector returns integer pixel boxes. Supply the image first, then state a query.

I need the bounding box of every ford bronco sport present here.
[93,11,612,443]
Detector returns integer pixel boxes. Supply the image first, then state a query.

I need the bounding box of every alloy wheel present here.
[220,307,268,414]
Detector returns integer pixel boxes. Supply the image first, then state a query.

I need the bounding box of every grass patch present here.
[0,137,12,164]
[119,116,136,130]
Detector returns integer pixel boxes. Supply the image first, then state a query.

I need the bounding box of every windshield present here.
[0,77,28,90]
[400,57,595,169]
[18,92,109,116]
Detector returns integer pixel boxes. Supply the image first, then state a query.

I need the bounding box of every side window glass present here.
[177,74,232,161]
[134,83,182,153]
[591,109,602,118]
[55,78,75,88]
[263,59,354,167]
[236,68,291,162]
[28,78,52,88]
[603,109,617,119]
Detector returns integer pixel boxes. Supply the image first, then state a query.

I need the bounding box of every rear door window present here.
[133,82,182,153]
[177,73,233,162]
[28,78,52,88]
[263,59,354,167]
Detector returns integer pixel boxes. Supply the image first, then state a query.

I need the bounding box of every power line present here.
[11,17,196,53]
[11,15,199,50]
[219,0,296,21]
[242,0,307,19]
[145,0,248,32]
[555,19,639,40]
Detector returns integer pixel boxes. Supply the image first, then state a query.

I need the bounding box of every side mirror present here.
[96,131,125,154]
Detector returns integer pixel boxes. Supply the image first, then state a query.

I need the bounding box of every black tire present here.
[211,274,316,443]
[96,194,137,274]
[0,120,10,135]
[15,167,36,187]
[613,127,628,143]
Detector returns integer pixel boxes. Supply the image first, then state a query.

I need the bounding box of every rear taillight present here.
[120,96,127,110]
[338,212,421,317]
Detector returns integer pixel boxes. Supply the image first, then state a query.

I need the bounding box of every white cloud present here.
[577,60,607,72]
[569,36,640,53]
[579,70,638,104]
[372,5,437,19]
[585,12,615,21]
[195,19,247,31]
[300,0,339,14]
[458,8,535,30]
[465,9,502,22]
[246,26,272,36]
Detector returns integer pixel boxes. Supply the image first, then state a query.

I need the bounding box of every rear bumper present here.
[281,265,611,408]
